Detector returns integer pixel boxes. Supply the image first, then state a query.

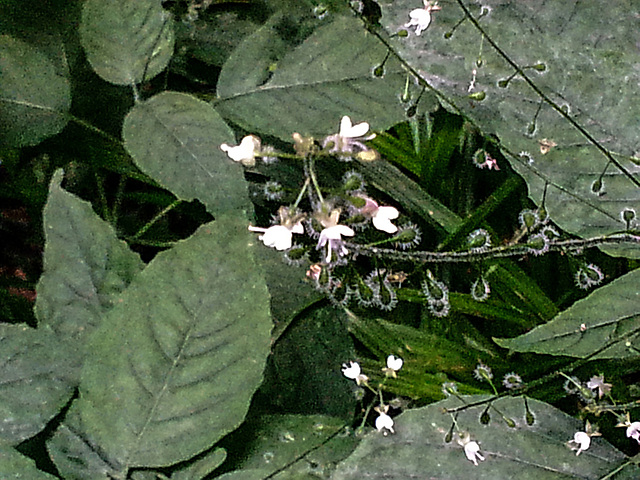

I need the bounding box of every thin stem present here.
[129,198,182,243]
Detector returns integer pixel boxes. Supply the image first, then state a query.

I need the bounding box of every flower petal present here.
[261,225,292,250]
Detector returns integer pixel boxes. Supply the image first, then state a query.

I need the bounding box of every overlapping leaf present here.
[0,324,78,445]
[215,14,429,140]
[77,216,272,472]
[79,0,174,85]
[379,0,640,257]
[36,170,143,348]
[0,35,70,147]
[0,442,59,479]
[333,395,640,479]
[495,268,640,359]
[123,91,249,216]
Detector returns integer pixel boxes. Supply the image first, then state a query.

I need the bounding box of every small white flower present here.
[220,135,261,166]
[342,361,368,385]
[375,411,395,434]
[386,355,403,371]
[382,354,403,378]
[323,116,375,155]
[464,441,485,466]
[354,196,399,233]
[373,206,400,233]
[586,375,612,399]
[317,225,355,263]
[568,431,591,456]
[627,422,640,443]
[248,224,303,251]
[405,1,441,36]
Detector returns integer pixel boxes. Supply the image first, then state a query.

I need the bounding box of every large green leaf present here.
[77,216,272,472]
[47,404,122,480]
[218,414,358,480]
[0,442,59,479]
[215,14,430,140]
[36,170,143,348]
[79,0,174,85]
[0,324,78,445]
[333,395,640,479]
[0,35,70,147]
[378,1,640,257]
[495,268,640,359]
[123,91,250,216]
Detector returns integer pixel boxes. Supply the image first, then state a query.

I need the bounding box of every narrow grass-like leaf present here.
[0,442,59,479]
[79,0,174,85]
[78,216,272,471]
[0,35,70,147]
[215,14,426,140]
[36,170,143,348]
[123,92,249,216]
[333,395,640,479]
[495,268,640,359]
[0,324,78,445]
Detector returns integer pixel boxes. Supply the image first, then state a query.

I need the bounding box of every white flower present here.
[373,206,400,233]
[248,224,303,251]
[464,441,485,466]
[586,375,612,399]
[323,116,375,155]
[627,422,640,443]
[387,355,403,371]
[354,196,399,233]
[220,135,261,166]
[382,354,403,377]
[568,431,591,456]
[375,411,395,434]
[249,206,304,250]
[317,225,355,262]
[341,361,368,385]
[405,1,441,36]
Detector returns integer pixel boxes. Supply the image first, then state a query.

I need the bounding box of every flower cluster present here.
[342,355,403,435]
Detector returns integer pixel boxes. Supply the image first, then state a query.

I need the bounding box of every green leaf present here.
[36,170,144,348]
[379,1,640,258]
[259,306,356,419]
[79,0,174,85]
[333,395,640,480]
[0,442,59,479]
[171,448,226,480]
[123,91,250,216]
[47,404,122,480]
[219,414,358,479]
[0,324,78,445]
[495,268,640,359]
[78,216,272,471]
[215,14,427,140]
[0,35,70,147]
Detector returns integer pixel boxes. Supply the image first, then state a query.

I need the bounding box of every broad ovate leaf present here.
[0,35,70,147]
[495,268,640,359]
[215,14,429,140]
[36,170,143,348]
[218,414,357,479]
[379,1,640,257]
[78,216,272,472]
[47,404,122,480]
[0,324,78,445]
[0,442,59,479]
[123,91,250,216]
[333,395,640,479]
[79,0,174,85]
